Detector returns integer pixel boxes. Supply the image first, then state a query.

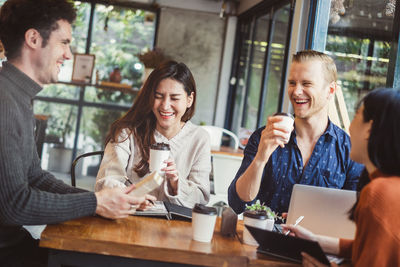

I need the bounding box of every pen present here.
[124,176,133,185]
[285,215,304,236]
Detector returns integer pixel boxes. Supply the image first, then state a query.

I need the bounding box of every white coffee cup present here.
[273,112,294,144]
[192,204,217,243]
[243,212,274,246]
[149,143,170,174]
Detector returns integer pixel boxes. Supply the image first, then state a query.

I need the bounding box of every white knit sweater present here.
[95,121,211,208]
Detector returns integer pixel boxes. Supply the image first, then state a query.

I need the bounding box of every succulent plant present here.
[245,200,281,220]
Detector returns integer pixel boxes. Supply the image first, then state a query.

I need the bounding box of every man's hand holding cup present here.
[257,112,294,163]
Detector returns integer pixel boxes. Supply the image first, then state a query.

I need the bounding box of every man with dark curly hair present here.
[0,1,155,265]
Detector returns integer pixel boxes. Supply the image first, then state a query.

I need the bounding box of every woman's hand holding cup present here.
[162,158,179,195]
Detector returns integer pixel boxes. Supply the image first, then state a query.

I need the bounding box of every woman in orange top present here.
[283,88,400,267]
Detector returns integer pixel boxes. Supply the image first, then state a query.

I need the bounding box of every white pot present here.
[243,213,274,246]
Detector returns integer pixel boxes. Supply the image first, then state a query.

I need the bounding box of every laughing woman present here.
[283,88,400,267]
[95,61,211,208]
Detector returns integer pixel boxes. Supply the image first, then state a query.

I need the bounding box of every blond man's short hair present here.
[292,50,337,84]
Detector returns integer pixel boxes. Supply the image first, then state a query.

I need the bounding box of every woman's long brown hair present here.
[105,60,197,177]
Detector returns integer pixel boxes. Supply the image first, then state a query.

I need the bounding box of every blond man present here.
[228,50,364,214]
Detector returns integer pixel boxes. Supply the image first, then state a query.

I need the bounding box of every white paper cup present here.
[192,204,217,243]
[149,143,170,174]
[243,213,274,246]
[273,112,294,144]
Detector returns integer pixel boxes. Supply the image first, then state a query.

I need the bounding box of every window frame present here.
[306,0,400,88]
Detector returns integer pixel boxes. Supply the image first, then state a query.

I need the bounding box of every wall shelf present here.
[57,81,139,95]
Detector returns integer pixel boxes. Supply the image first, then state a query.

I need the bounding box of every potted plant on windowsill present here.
[137,47,167,82]
[243,200,279,246]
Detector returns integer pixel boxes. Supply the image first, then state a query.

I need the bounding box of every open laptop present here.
[286,184,357,239]
[246,225,331,264]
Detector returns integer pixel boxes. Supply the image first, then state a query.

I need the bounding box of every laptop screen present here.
[287,184,356,239]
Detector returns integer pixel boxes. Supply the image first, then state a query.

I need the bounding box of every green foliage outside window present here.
[325,35,391,119]
[91,5,155,89]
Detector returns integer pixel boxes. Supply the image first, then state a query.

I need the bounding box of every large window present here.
[323,0,399,119]
[31,1,158,177]
[227,1,293,133]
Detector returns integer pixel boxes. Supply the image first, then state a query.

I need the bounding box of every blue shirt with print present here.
[228,120,364,214]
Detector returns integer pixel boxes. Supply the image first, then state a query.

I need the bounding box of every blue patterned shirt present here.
[228,120,364,214]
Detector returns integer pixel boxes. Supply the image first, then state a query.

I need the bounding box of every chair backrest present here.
[71,151,104,187]
[201,125,239,150]
[212,153,242,196]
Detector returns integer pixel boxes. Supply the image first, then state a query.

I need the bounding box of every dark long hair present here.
[105,60,196,177]
[349,88,400,220]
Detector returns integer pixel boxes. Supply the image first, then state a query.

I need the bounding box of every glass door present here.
[228,1,293,134]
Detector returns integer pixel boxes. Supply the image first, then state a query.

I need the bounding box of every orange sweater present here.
[339,172,400,266]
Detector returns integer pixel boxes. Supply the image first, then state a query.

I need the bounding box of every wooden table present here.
[211,146,244,158]
[40,216,298,267]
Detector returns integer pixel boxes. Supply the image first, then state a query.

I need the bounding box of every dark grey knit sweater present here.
[0,62,97,248]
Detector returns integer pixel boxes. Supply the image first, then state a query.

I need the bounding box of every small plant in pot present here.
[243,200,279,246]
[137,47,168,83]
[137,47,167,69]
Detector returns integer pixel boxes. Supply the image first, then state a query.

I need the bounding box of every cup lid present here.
[192,203,217,215]
[273,112,294,120]
[150,142,170,150]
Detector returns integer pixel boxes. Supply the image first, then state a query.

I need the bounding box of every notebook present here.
[246,225,331,265]
[286,184,357,239]
[133,201,192,221]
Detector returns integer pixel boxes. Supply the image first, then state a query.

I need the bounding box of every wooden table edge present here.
[40,236,249,267]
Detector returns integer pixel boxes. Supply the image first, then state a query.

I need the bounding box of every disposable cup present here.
[273,112,294,144]
[149,143,170,174]
[192,204,217,243]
